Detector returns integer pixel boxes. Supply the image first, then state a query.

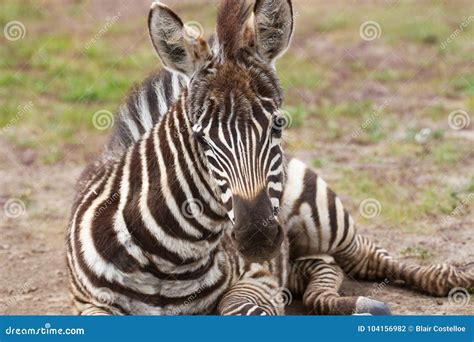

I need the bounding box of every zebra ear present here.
[148,2,210,77]
[253,0,294,62]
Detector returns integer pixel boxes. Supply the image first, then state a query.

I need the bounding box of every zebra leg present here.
[288,256,391,315]
[334,235,474,296]
[281,158,474,297]
[218,266,284,315]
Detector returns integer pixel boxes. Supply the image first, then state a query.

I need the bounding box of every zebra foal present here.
[66,0,473,316]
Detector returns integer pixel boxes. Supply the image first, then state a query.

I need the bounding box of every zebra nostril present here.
[231,232,236,240]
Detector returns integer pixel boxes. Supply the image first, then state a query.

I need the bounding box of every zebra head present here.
[148,0,293,262]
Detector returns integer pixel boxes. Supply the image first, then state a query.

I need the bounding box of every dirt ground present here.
[0,139,472,315]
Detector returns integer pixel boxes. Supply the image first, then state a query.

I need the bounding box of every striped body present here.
[67,88,290,315]
[66,70,355,314]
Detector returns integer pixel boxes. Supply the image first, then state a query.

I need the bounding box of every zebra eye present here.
[193,131,211,149]
[194,132,207,144]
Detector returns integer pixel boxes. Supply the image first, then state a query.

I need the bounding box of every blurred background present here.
[0,0,473,314]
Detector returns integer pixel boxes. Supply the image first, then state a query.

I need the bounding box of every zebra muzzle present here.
[231,192,284,263]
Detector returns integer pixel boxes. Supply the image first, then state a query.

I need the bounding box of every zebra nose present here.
[231,191,283,262]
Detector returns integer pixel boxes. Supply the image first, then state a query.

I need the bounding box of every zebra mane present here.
[105,35,220,157]
[105,69,185,155]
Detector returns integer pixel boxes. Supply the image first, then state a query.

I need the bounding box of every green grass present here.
[282,104,310,129]
[0,1,156,157]
[329,166,462,230]
[277,52,328,91]
[450,75,474,96]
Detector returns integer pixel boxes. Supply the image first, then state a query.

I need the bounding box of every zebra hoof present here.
[354,297,392,316]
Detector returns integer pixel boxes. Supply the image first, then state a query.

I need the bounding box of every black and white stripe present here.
[107,70,185,153]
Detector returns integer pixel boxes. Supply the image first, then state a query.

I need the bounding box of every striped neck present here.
[151,91,228,233]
